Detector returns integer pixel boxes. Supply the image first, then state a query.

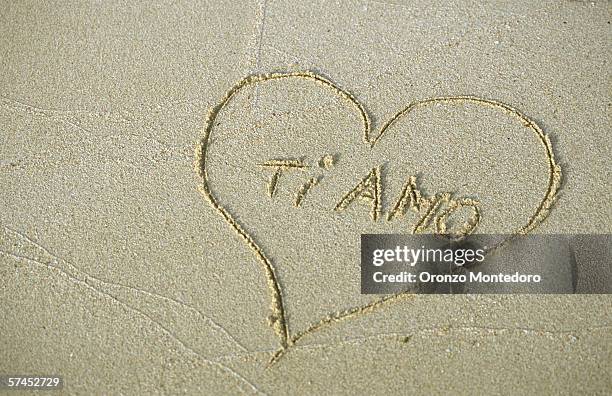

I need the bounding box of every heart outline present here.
[194,71,562,364]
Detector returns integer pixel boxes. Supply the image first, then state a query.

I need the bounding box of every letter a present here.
[334,166,381,221]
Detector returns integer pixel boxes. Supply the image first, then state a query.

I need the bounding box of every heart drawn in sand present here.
[194,71,561,364]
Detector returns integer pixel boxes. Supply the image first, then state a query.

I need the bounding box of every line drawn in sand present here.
[194,71,562,366]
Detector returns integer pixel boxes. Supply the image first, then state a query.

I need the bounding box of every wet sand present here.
[1,1,610,394]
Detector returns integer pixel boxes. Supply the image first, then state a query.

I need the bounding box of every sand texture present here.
[1,1,611,394]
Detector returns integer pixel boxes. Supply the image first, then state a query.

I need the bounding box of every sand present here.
[1,0,610,394]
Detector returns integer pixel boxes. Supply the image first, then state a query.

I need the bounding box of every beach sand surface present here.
[1,1,610,394]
